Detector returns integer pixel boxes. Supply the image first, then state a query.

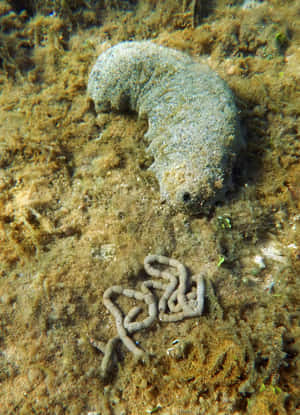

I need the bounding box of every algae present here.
[0,0,299,414]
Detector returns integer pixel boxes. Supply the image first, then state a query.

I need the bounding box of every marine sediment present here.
[88,41,243,213]
[91,254,206,378]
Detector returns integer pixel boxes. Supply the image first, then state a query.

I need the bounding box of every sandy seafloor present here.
[0,0,299,414]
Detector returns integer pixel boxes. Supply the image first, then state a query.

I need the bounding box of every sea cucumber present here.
[88,41,243,213]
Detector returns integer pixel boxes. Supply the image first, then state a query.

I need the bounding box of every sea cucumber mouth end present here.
[172,188,210,215]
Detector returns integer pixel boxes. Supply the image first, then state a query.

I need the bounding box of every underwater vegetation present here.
[0,0,299,414]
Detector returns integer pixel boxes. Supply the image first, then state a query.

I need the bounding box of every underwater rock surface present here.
[88,41,243,213]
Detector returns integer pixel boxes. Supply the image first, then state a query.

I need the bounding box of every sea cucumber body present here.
[88,41,243,213]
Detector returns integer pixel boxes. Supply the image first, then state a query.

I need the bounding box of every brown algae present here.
[0,0,299,414]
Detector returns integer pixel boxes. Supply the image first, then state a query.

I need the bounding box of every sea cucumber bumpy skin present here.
[88,41,243,213]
